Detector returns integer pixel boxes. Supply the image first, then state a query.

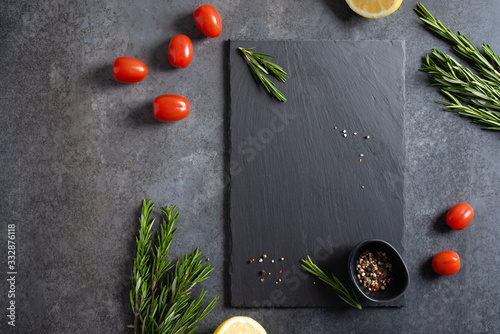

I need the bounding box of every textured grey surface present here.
[229,40,405,307]
[1,0,500,333]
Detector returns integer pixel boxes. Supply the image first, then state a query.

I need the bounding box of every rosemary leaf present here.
[415,3,500,83]
[238,46,288,102]
[301,256,362,310]
[415,3,500,130]
[130,201,218,334]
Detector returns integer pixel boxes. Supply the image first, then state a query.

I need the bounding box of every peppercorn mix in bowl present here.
[348,240,409,303]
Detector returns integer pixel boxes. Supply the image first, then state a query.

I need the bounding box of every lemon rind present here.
[214,316,267,334]
[346,0,403,19]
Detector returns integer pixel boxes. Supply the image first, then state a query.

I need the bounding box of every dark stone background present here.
[1,1,499,333]
[229,40,405,307]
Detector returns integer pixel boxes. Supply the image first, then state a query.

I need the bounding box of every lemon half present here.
[214,316,267,334]
[346,0,403,18]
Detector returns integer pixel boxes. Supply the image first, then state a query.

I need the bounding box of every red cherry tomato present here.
[193,4,222,38]
[432,251,460,275]
[168,34,193,68]
[446,202,474,230]
[153,95,190,122]
[112,57,148,83]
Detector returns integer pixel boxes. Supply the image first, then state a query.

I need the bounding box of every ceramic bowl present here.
[348,239,409,303]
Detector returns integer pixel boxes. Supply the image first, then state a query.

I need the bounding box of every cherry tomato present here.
[168,34,193,68]
[193,4,222,38]
[446,202,474,230]
[153,94,190,122]
[112,57,148,83]
[432,251,460,275]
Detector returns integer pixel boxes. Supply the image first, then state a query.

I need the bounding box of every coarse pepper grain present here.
[356,250,392,291]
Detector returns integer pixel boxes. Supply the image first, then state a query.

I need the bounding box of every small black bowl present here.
[348,239,409,303]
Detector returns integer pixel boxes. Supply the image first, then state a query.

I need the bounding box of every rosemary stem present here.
[129,201,218,333]
[238,46,288,102]
[301,256,362,310]
[415,2,500,131]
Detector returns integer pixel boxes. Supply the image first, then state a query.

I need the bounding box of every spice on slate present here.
[356,250,392,291]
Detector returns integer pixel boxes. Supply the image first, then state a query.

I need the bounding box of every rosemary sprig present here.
[301,256,362,310]
[238,47,288,102]
[130,200,218,334]
[131,200,155,332]
[415,3,500,86]
[415,3,500,130]
[421,50,500,110]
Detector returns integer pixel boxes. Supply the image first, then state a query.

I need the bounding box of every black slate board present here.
[229,40,405,307]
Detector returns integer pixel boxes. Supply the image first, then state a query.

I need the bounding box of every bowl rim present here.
[348,239,409,303]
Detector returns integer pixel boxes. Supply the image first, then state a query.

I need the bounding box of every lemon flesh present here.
[214,316,267,334]
[346,0,403,18]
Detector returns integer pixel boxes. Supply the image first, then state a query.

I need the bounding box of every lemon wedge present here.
[214,316,267,334]
[345,0,403,18]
